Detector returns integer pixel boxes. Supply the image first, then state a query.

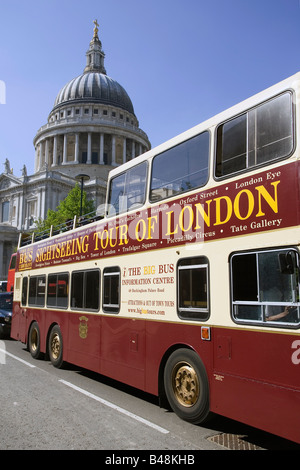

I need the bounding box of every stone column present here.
[40,188,46,220]
[45,139,49,167]
[17,193,22,231]
[99,133,104,164]
[63,134,67,164]
[37,188,42,220]
[39,141,44,171]
[75,133,79,163]
[123,137,127,164]
[34,146,39,173]
[52,135,58,166]
[112,135,116,166]
[131,141,135,160]
[87,133,92,164]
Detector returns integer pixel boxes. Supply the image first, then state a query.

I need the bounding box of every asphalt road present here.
[0,337,299,453]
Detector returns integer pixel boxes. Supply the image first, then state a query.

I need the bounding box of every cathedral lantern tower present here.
[84,20,106,74]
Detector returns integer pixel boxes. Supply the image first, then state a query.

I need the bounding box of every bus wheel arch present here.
[158,345,188,409]
[161,347,211,424]
[48,324,64,368]
[28,321,43,360]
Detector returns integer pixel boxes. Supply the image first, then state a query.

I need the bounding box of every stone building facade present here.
[0,20,150,280]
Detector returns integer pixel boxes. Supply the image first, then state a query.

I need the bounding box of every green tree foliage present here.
[34,184,95,234]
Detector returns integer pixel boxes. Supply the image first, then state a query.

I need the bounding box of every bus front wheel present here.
[163,348,210,424]
[48,325,64,368]
[28,321,42,359]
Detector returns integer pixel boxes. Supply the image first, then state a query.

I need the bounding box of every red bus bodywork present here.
[11,160,300,444]
[11,303,300,443]
[7,253,16,292]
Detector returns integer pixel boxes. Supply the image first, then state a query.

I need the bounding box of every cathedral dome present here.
[53,72,135,115]
[33,19,150,181]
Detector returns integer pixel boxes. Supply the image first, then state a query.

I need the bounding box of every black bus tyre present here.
[48,325,64,368]
[28,321,42,359]
[163,348,210,424]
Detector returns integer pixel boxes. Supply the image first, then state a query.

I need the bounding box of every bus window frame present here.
[70,268,100,312]
[46,272,69,310]
[177,256,210,321]
[149,130,210,204]
[28,275,46,307]
[230,247,300,329]
[107,161,148,217]
[21,276,28,307]
[102,266,121,314]
[214,91,295,181]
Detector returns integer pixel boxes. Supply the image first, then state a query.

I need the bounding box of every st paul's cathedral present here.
[0,20,150,279]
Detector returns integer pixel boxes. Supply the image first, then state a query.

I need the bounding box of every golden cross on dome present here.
[93,19,99,37]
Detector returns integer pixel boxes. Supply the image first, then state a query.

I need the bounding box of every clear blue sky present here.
[0,0,300,176]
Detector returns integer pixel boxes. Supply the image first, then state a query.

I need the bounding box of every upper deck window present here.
[150,131,209,202]
[216,92,293,178]
[107,161,147,216]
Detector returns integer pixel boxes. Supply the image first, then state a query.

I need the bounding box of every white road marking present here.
[59,379,169,434]
[2,346,168,435]
[0,348,36,368]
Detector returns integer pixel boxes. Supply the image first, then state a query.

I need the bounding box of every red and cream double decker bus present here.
[11,72,300,444]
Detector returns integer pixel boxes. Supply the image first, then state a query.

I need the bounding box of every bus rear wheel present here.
[163,348,210,424]
[48,325,64,368]
[28,321,42,359]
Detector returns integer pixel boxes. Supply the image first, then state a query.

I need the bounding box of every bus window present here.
[150,131,209,202]
[231,249,300,326]
[107,162,147,216]
[85,270,100,310]
[47,273,69,308]
[28,275,45,307]
[177,256,209,321]
[71,269,100,311]
[21,277,28,306]
[103,267,120,313]
[71,271,82,308]
[216,92,294,178]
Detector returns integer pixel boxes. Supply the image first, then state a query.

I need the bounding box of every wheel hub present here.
[173,363,199,407]
[30,328,38,352]
[50,333,61,360]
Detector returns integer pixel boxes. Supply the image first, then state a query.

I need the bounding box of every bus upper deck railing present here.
[18,211,104,248]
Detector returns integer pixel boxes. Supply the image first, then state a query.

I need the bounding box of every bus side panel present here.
[11,305,45,346]
[213,328,300,388]
[211,327,300,443]
[100,316,146,390]
[11,301,26,343]
[67,312,101,374]
[144,321,213,396]
[212,371,300,443]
